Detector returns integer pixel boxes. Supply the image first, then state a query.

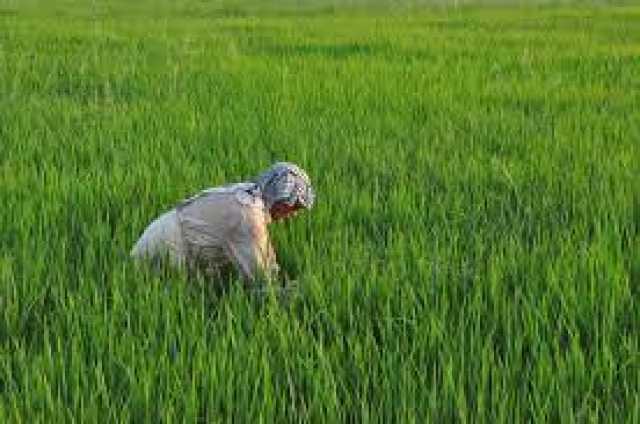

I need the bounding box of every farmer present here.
[130,162,315,284]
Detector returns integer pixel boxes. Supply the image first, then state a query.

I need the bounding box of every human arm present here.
[225,208,279,284]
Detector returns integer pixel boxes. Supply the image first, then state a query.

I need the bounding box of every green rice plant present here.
[1,0,638,421]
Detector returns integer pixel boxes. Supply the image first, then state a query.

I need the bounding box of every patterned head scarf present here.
[254,162,315,210]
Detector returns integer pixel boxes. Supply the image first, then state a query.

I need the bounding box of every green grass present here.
[1,0,639,421]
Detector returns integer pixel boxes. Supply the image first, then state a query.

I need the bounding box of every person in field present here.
[130,162,315,284]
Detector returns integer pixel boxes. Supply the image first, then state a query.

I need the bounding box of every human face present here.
[270,202,302,221]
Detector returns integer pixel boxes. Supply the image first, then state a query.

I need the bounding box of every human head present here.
[254,162,315,220]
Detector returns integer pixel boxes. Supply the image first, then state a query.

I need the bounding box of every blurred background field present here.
[0,0,639,421]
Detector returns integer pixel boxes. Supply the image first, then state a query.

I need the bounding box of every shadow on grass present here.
[257,41,386,59]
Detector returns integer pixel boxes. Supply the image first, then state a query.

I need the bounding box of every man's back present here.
[177,184,276,280]
[132,184,277,281]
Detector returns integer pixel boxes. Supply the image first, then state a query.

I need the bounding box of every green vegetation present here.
[1,1,639,421]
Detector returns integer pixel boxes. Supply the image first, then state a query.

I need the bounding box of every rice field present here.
[1,0,639,421]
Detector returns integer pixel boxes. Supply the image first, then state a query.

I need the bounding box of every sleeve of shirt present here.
[225,208,279,283]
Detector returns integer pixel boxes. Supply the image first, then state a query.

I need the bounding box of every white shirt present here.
[131,183,279,282]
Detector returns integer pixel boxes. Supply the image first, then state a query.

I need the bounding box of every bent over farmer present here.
[130,162,315,283]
